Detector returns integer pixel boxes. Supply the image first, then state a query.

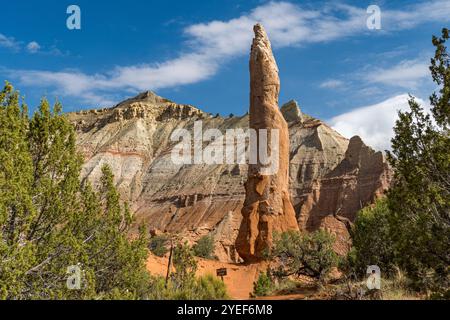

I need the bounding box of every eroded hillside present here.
[68,91,391,261]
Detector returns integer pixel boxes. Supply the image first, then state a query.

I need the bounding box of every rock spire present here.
[236,24,299,262]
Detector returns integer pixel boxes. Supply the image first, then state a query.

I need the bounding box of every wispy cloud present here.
[329,94,431,151]
[319,79,345,89]
[381,0,450,29]
[365,59,430,89]
[5,0,450,107]
[0,33,21,51]
[1,33,65,56]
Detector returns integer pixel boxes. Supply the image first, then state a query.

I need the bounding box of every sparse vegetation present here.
[172,242,198,287]
[148,273,228,300]
[149,234,169,257]
[196,274,229,299]
[148,242,228,300]
[193,235,215,259]
[331,268,419,300]
[252,271,301,297]
[252,272,274,297]
[270,230,339,283]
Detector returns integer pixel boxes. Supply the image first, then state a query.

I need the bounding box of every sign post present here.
[216,268,227,282]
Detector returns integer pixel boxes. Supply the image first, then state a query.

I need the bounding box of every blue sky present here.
[1,0,449,150]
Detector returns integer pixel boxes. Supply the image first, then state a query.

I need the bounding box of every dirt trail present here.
[146,254,267,300]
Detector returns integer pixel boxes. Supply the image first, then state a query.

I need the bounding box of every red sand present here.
[146,254,267,300]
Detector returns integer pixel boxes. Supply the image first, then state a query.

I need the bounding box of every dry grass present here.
[328,268,423,300]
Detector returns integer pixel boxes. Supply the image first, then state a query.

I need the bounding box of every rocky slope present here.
[68,91,391,261]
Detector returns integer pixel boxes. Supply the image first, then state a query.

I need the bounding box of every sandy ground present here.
[146,254,268,300]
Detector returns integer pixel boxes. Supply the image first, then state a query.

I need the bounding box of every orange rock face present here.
[235,24,299,262]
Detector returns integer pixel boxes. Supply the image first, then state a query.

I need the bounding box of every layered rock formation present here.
[69,93,390,261]
[235,24,299,262]
[68,40,391,262]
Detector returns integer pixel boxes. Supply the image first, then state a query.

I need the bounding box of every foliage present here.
[149,234,169,257]
[0,83,150,299]
[252,271,299,297]
[193,235,215,259]
[147,274,228,300]
[332,269,419,301]
[386,28,450,294]
[196,274,229,299]
[172,242,198,289]
[270,230,339,282]
[252,272,274,297]
[147,241,228,300]
[347,199,397,276]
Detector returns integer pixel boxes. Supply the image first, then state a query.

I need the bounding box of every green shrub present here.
[252,272,274,297]
[193,235,215,259]
[148,274,228,300]
[149,234,169,257]
[196,274,229,299]
[271,230,339,282]
[145,240,229,300]
[348,199,396,276]
[172,242,198,287]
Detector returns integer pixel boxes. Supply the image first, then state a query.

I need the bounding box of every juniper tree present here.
[0,82,34,298]
[387,28,450,293]
[0,83,150,299]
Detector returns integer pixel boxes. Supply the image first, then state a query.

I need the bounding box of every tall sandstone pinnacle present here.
[236,24,299,262]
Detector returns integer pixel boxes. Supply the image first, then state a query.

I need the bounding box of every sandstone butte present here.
[235,24,299,262]
[68,26,392,263]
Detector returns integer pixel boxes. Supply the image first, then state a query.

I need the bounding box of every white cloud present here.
[320,79,345,89]
[26,41,41,53]
[5,1,450,106]
[10,53,217,106]
[111,53,217,91]
[366,59,430,89]
[12,69,116,106]
[382,0,450,29]
[184,2,366,56]
[1,34,64,56]
[0,33,21,51]
[329,94,431,151]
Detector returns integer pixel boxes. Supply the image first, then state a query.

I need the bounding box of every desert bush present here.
[149,234,169,257]
[252,271,300,297]
[332,267,418,300]
[147,241,228,300]
[270,230,339,282]
[193,235,215,259]
[147,274,228,300]
[170,274,228,300]
[252,272,274,297]
[348,199,396,276]
[196,274,229,299]
[172,242,198,288]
